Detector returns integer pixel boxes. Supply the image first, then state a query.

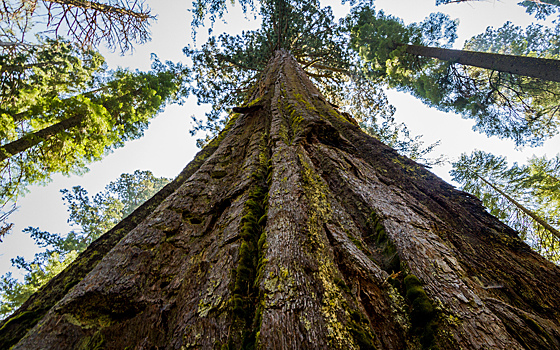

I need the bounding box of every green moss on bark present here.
[348,310,378,350]
[0,309,43,349]
[77,331,105,350]
[403,274,438,349]
[227,132,271,349]
[365,212,401,274]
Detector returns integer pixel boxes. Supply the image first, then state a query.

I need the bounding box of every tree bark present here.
[2,50,560,349]
[403,44,560,83]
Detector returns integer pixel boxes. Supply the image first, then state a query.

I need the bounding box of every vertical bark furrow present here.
[7,49,560,349]
[10,96,269,349]
[225,123,271,348]
[312,141,524,348]
[0,110,229,349]
[257,50,412,349]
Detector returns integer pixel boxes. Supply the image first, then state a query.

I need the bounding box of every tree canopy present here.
[0,0,154,53]
[0,47,186,207]
[186,0,442,165]
[348,6,560,146]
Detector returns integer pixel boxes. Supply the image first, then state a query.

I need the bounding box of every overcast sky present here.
[1,0,559,278]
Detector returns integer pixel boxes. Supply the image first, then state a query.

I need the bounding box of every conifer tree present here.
[0,46,185,207]
[451,150,560,262]
[348,7,560,146]
[2,1,560,349]
[0,37,187,237]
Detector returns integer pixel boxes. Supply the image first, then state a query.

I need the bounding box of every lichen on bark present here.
[3,50,560,350]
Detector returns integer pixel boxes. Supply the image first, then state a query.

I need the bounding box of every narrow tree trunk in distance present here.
[3,50,560,349]
[0,114,84,162]
[1,86,143,161]
[474,172,560,240]
[403,44,560,82]
[48,0,151,19]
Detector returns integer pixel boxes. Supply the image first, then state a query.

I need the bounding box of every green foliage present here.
[0,170,169,319]
[190,0,256,30]
[0,252,78,318]
[187,0,353,131]
[360,118,445,166]
[519,0,560,19]
[350,7,560,147]
[186,0,440,164]
[347,6,457,81]
[451,151,560,262]
[465,21,560,57]
[0,41,187,207]
[0,38,104,116]
[455,22,560,146]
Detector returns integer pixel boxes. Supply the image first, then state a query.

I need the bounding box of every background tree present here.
[0,0,184,236]
[0,169,169,318]
[0,0,154,53]
[0,53,185,206]
[435,0,560,20]
[0,39,187,240]
[451,150,560,262]
[348,7,560,146]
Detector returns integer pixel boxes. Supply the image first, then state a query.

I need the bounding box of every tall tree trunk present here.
[2,50,560,349]
[473,171,560,240]
[47,0,151,19]
[0,114,84,162]
[402,44,560,82]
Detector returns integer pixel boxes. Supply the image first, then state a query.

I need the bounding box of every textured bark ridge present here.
[3,50,560,349]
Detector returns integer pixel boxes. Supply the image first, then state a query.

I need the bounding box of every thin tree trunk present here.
[2,50,560,349]
[0,114,84,162]
[47,0,151,20]
[402,44,560,82]
[0,61,65,73]
[442,0,559,6]
[474,171,560,240]
[2,86,143,160]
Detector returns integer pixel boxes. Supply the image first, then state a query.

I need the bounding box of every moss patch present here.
[77,330,105,350]
[298,153,378,349]
[0,310,44,349]
[227,133,271,349]
[348,310,378,350]
[364,212,400,274]
[403,274,437,349]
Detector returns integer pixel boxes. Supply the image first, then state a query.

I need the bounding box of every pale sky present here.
[1,0,559,278]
